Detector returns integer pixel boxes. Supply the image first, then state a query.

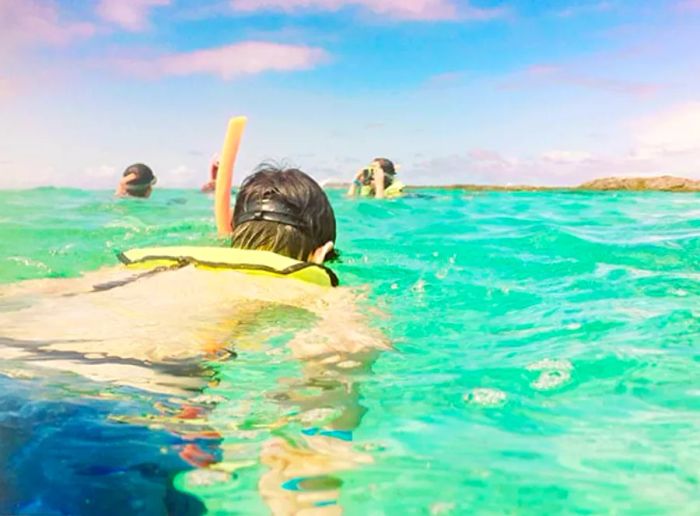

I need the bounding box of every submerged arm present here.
[258,290,387,513]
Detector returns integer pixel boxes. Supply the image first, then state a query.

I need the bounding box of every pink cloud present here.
[677,0,700,11]
[96,0,170,31]
[115,41,329,79]
[502,64,661,98]
[0,0,95,47]
[229,0,505,21]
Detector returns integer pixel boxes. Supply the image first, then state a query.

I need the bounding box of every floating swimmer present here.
[115,163,157,198]
[347,157,405,199]
[200,154,219,193]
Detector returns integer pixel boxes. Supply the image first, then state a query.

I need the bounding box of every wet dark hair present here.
[231,164,336,261]
[123,163,155,185]
[373,158,396,176]
[123,163,156,198]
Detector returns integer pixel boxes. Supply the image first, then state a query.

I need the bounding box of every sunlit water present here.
[1,188,699,514]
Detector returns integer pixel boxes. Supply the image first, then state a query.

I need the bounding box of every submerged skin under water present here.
[1,188,699,514]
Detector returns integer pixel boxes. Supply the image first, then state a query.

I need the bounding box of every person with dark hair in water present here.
[115,163,157,198]
[201,154,219,193]
[231,164,337,263]
[1,162,359,390]
[1,160,385,515]
[347,157,404,199]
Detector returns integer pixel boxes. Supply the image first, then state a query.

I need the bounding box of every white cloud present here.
[229,0,506,21]
[0,0,95,48]
[631,101,700,159]
[409,101,700,186]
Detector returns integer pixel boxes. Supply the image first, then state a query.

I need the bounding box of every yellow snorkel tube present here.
[215,116,247,236]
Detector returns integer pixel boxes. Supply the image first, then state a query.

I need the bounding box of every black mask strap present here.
[233,198,308,231]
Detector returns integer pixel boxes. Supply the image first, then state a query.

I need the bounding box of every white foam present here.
[463,388,507,407]
[527,358,573,391]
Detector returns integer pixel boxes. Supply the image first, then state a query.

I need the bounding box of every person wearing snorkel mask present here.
[201,154,219,193]
[347,157,404,199]
[231,163,337,264]
[115,163,157,198]
[0,163,375,389]
[1,162,386,514]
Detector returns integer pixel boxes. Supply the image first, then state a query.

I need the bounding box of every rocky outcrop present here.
[577,175,700,191]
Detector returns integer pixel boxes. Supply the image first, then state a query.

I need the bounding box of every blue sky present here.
[1,0,699,188]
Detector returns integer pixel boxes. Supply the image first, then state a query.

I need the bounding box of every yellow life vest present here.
[360,179,405,198]
[118,246,338,287]
[385,180,405,198]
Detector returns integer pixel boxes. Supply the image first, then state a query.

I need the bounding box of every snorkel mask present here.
[234,197,308,231]
[361,161,396,186]
[125,177,157,195]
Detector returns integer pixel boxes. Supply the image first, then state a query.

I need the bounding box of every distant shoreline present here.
[4,175,700,192]
[325,175,700,192]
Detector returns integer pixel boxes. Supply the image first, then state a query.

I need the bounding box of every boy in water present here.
[230,164,336,263]
[0,163,383,391]
[115,163,157,198]
[1,163,384,514]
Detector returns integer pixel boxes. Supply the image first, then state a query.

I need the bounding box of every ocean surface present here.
[1,187,699,514]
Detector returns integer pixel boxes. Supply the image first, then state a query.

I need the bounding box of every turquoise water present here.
[1,188,700,514]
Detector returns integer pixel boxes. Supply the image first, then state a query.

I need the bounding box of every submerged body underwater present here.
[1,188,699,514]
